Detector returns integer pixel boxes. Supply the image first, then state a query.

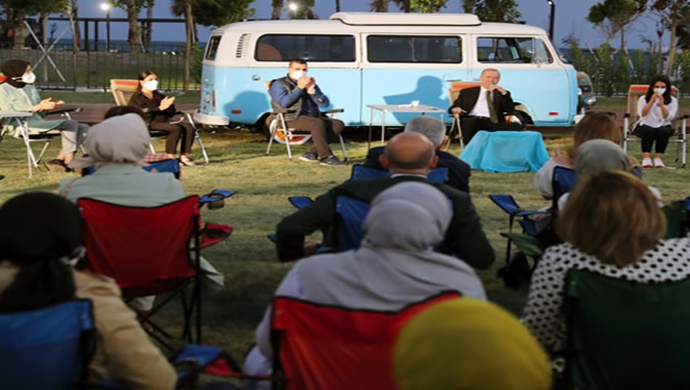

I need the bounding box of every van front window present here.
[367,36,461,63]
[255,35,355,62]
[477,37,553,64]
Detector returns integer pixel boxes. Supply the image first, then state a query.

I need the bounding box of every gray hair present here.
[404,116,446,147]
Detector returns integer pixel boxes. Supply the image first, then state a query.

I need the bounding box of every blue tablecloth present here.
[459,130,549,173]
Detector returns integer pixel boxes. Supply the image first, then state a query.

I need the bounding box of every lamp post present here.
[547,0,555,42]
[100,2,111,52]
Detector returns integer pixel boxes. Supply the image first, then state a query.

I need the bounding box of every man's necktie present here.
[486,90,498,123]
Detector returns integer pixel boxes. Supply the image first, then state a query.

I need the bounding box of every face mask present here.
[144,79,158,91]
[16,72,35,84]
[291,70,306,80]
[654,87,666,96]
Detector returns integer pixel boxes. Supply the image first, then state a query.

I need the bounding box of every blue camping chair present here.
[0,300,94,389]
[551,166,578,216]
[349,164,449,183]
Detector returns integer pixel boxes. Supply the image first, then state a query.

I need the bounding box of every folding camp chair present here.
[349,164,449,183]
[622,84,687,167]
[79,196,204,351]
[0,299,94,389]
[564,269,690,389]
[110,79,210,164]
[551,166,577,218]
[445,81,481,151]
[270,291,461,390]
[264,81,347,161]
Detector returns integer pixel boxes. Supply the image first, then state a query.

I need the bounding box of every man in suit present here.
[275,132,494,270]
[448,68,524,145]
[268,59,346,166]
[363,116,471,193]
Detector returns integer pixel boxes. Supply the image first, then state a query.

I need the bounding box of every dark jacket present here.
[128,90,177,125]
[363,146,471,193]
[268,76,329,121]
[448,86,515,123]
[275,175,494,270]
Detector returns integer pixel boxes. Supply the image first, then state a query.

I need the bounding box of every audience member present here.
[0,59,88,172]
[245,182,486,380]
[448,68,524,145]
[0,192,175,388]
[395,298,551,390]
[635,74,677,168]
[268,59,346,166]
[128,70,196,166]
[275,132,494,269]
[534,112,622,199]
[59,113,223,314]
[364,116,471,192]
[522,170,690,366]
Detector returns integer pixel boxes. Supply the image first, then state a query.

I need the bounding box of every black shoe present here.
[0,174,4,180]
[44,159,68,173]
[319,155,347,166]
[299,152,319,163]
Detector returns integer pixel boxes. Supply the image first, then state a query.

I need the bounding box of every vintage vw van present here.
[195,12,579,130]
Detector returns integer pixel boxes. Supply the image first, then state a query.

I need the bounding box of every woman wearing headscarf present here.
[243,182,486,381]
[59,113,223,315]
[0,59,88,171]
[394,298,551,390]
[0,192,175,388]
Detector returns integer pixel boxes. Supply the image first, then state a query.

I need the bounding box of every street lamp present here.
[287,2,298,18]
[100,2,111,52]
[546,0,555,42]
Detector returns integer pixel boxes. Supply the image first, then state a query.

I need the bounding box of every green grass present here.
[2,94,689,365]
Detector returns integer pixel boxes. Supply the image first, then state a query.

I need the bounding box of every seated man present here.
[268,59,346,166]
[245,182,487,381]
[448,68,524,145]
[276,132,495,270]
[364,116,471,193]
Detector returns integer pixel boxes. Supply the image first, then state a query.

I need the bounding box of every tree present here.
[587,0,645,50]
[143,0,154,51]
[369,0,391,11]
[642,0,690,74]
[271,0,283,19]
[0,0,69,49]
[192,0,255,27]
[410,0,449,12]
[471,0,521,22]
[462,0,476,12]
[112,0,144,53]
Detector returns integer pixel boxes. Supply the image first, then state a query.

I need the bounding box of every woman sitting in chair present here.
[635,75,677,168]
[0,59,88,171]
[128,70,196,166]
[0,192,175,388]
[522,170,690,369]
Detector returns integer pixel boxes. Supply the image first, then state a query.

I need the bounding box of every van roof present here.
[330,12,481,26]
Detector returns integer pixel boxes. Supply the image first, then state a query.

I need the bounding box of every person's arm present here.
[275,189,338,262]
[666,96,678,121]
[638,94,655,118]
[269,80,303,109]
[308,84,330,109]
[448,90,466,116]
[446,190,495,270]
[521,247,569,354]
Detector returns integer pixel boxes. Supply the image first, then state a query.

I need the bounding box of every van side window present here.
[367,36,461,63]
[205,36,221,61]
[255,35,355,62]
[477,37,554,64]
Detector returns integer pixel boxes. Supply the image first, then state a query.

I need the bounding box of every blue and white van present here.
[195,12,579,130]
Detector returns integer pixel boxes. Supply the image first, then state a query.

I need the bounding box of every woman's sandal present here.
[179,155,196,166]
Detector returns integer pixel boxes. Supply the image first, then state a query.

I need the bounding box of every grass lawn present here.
[1,93,688,366]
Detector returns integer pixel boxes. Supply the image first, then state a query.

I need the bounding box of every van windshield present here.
[477,37,553,64]
[367,35,461,63]
[255,34,356,62]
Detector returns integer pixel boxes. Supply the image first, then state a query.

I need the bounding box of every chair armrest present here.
[623,113,631,119]
[323,108,344,115]
[50,107,83,116]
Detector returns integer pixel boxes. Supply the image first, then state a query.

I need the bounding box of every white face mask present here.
[144,79,158,91]
[17,72,35,84]
[654,87,666,96]
[291,70,306,80]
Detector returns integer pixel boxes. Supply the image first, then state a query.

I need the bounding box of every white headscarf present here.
[68,113,150,169]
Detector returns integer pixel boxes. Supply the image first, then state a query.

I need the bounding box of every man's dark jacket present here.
[448,85,515,122]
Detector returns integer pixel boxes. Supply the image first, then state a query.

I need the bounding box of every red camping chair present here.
[270,291,461,390]
[78,196,203,350]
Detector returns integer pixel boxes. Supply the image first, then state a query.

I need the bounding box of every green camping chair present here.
[564,269,690,389]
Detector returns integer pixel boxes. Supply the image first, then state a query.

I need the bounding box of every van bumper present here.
[193,112,229,126]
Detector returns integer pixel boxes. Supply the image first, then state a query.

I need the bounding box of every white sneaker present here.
[654,158,665,168]
[642,157,653,168]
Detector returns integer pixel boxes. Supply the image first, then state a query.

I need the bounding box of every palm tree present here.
[171,0,195,91]
[272,0,283,19]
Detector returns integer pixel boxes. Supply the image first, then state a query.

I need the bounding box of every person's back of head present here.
[363,182,451,251]
[380,132,437,175]
[404,116,446,149]
[559,170,665,267]
[0,192,83,312]
[573,112,621,149]
[394,298,552,390]
[574,139,630,175]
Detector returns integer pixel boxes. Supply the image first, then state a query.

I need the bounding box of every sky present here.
[69,0,661,49]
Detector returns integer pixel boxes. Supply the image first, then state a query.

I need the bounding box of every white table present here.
[367,104,445,148]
